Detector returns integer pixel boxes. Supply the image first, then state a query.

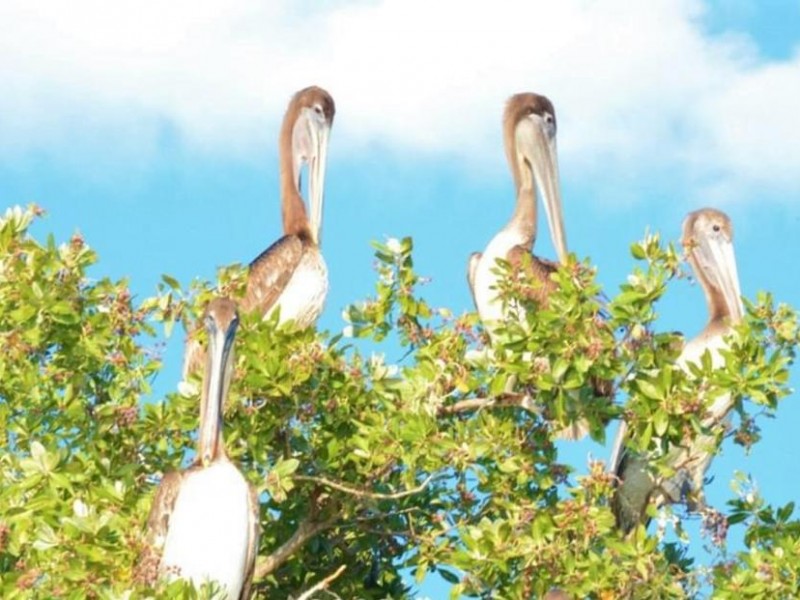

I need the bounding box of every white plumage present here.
[472,229,527,330]
[270,250,328,327]
[161,462,253,598]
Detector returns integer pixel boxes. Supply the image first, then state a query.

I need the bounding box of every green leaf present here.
[274,458,300,477]
[653,410,669,437]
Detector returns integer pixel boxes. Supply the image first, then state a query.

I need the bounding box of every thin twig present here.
[294,565,347,600]
[293,473,437,501]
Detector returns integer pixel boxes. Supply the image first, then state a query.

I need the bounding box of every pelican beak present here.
[308,120,330,246]
[695,232,744,323]
[199,317,238,465]
[518,118,568,264]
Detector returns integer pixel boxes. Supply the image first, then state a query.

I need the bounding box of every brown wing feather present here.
[135,471,184,585]
[506,246,559,306]
[239,483,261,599]
[182,235,307,379]
[242,234,306,315]
[145,471,184,548]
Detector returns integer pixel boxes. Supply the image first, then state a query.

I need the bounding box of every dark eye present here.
[314,105,323,116]
[544,113,554,124]
[712,224,721,232]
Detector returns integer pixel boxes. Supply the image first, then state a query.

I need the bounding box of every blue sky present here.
[1,0,799,596]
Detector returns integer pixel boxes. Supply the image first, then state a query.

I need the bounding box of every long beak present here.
[608,420,628,474]
[696,234,744,323]
[198,321,237,465]
[519,122,568,264]
[308,122,330,246]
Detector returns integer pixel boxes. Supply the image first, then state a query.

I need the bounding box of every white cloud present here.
[0,0,798,201]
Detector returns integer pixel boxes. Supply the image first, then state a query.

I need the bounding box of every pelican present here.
[143,298,259,598]
[467,92,567,329]
[183,86,335,377]
[611,208,744,534]
[467,93,607,439]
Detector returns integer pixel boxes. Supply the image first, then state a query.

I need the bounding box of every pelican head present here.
[289,86,335,245]
[198,298,239,465]
[504,92,568,264]
[682,208,743,323]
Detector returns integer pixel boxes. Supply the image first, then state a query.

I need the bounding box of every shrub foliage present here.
[0,205,798,598]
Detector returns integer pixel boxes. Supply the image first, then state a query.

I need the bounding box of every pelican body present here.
[243,85,335,325]
[467,93,608,440]
[183,86,334,378]
[145,299,259,598]
[467,93,567,331]
[612,209,744,533]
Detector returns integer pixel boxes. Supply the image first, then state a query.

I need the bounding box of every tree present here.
[1,204,798,598]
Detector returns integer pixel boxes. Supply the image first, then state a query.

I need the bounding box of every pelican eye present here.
[712,224,721,232]
[542,112,556,138]
[313,104,323,116]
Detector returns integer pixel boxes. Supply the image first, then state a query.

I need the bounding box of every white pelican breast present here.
[161,461,252,598]
[270,248,328,328]
[473,229,527,331]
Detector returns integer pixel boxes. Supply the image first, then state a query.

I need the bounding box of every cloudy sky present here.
[1,0,799,595]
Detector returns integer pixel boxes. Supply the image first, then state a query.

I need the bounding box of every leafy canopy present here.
[0,205,798,599]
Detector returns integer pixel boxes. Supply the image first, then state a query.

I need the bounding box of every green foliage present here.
[0,207,798,598]
[0,206,168,596]
[712,474,800,597]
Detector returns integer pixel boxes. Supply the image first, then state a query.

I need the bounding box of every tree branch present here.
[436,393,541,417]
[293,564,347,600]
[254,475,435,581]
[293,473,438,500]
[254,512,340,580]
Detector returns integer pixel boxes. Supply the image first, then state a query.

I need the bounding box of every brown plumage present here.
[242,235,306,317]
[139,298,260,598]
[611,208,743,534]
[183,87,335,379]
[507,245,560,306]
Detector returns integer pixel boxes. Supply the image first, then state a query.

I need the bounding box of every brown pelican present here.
[467,92,567,328]
[243,85,335,323]
[611,208,744,534]
[143,298,259,597]
[184,86,335,377]
[467,93,607,439]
